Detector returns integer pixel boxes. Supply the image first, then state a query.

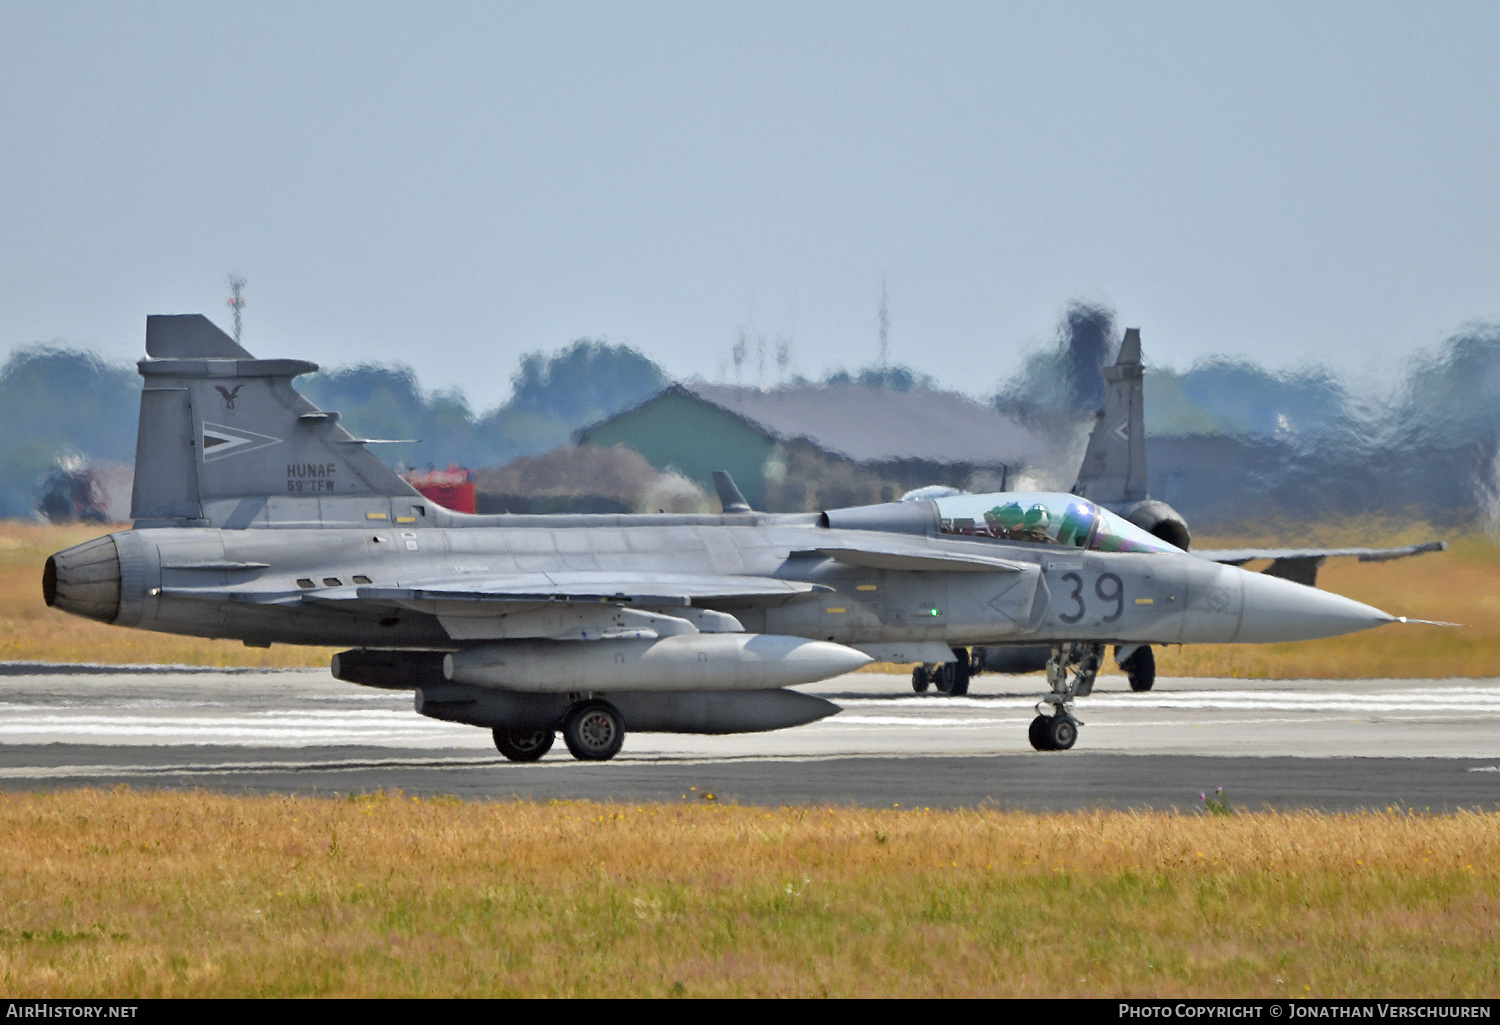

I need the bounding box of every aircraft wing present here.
[159,572,831,613]
[334,572,832,610]
[1196,541,1447,565]
[1193,541,1446,587]
[791,543,1029,573]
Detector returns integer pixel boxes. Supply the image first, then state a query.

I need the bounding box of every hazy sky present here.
[2,1,1496,408]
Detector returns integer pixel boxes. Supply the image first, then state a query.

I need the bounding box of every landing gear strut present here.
[1028,642,1101,751]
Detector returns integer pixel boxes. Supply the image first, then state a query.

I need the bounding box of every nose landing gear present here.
[1028,642,1101,751]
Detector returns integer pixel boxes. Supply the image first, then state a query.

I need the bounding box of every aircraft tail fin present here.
[144,313,253,360]
[1071,327,1147,505]
[132,315,423,529]
[712,470,752,513]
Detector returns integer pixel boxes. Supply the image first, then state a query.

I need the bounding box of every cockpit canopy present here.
[933,492,1183,555]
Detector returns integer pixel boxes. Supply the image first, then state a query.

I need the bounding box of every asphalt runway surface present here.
[3,664,1499,811]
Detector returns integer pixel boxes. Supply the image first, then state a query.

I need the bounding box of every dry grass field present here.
[0,789,1495,998]
[1160,518,1500,679]
[1,518,1494,677]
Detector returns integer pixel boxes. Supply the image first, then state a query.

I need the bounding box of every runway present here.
[3,664,1499,810]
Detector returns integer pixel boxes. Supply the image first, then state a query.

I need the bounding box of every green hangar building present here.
[575,383,1058,513]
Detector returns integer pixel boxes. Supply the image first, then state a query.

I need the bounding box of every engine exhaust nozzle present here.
[43,536,122,624]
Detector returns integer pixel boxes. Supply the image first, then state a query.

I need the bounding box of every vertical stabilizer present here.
[144,314,252,359]
[712,470,752,513]
[131,315,423,529]
[1072,327,1147,505]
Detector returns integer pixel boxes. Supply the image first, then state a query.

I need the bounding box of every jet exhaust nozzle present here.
[444,633,872,692]
[43,536,122,624]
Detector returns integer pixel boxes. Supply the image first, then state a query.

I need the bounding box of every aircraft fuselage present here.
[56,518,1381,652]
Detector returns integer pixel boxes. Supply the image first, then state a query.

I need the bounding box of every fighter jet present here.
[44,316,1429,758]
[934,328,1445,695]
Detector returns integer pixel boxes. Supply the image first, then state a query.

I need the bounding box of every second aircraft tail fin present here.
[1071,327,1147,505]
[712,470,752,513]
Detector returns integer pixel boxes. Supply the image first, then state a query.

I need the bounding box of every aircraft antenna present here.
[226,275,247,346]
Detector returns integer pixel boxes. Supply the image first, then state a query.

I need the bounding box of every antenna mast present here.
[226,275,247,346]
[877,277,889,367]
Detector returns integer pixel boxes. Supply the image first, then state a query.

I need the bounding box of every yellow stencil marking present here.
[826,607,847,614]
[1135,598,1154,605]
[366,512,388,521]
[857,584,878,591]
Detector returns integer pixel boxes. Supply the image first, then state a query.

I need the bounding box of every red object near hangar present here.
[402,465,476,514]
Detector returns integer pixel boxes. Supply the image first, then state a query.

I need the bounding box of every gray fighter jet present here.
[44,316,1427,757]
[944,327,1445,694]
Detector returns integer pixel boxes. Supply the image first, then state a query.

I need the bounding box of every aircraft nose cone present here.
[1234,569,1394,643]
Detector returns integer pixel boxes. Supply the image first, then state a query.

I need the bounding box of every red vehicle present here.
[401,465,475,513]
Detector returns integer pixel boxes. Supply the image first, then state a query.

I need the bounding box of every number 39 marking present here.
[1058,572,1125,624]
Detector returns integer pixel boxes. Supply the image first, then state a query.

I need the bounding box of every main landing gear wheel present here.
[1028,715,1078,751]
[493,728,554,762]
[492,729,558,762]
[911,664,931,693]
[1119,645,1156,692]
[932,652,972,696]
[947,647,971,696]
[562,699,625,761]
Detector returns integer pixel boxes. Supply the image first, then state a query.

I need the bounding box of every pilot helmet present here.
[991,502,1025,528]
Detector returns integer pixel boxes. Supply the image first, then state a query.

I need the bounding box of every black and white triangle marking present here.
[202,422,282,462]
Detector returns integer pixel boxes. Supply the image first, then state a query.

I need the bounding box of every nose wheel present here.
[1028,714,1078,751]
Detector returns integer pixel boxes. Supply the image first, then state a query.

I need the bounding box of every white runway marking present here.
[2,667,1499,759]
